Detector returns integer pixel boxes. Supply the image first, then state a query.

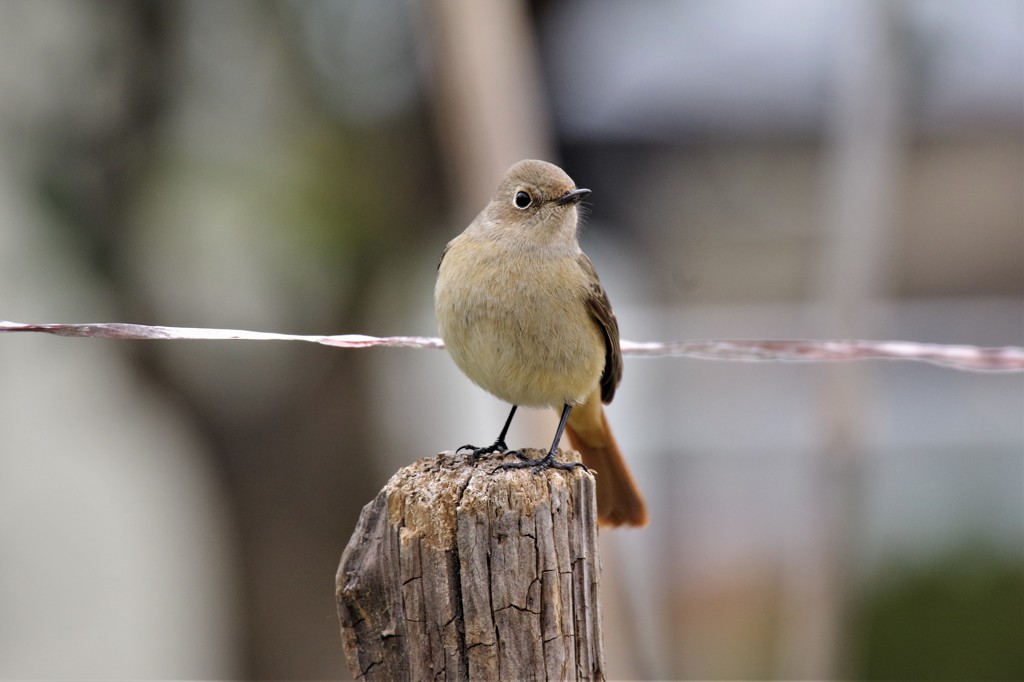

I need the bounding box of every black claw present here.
[458,439,509,461]
[457,405,522,463]
[494,449,588,475]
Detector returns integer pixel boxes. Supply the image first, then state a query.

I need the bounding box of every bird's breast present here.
[435,239,604,407]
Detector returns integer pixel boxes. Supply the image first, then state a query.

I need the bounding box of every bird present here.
[434,159,647,528]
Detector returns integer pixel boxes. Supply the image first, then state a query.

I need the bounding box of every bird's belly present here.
[440,290,604,408]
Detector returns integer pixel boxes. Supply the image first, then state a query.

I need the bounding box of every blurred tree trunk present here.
[777,2,907,678]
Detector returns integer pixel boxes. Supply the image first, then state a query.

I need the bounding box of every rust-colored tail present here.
[564,394,648,528]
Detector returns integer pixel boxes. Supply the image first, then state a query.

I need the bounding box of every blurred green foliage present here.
[851,543,1024,680]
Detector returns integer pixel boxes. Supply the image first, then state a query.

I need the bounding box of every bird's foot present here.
[457,440,530,462]
[494,449,588,475]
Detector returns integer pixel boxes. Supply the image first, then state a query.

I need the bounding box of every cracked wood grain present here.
[336,449,605,681]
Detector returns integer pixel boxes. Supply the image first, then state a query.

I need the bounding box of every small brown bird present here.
[435,159,647,528]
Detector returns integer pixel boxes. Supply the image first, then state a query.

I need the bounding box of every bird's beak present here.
[556,188,591,206]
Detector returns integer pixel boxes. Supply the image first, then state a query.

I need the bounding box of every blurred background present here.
[1,0,1021,679]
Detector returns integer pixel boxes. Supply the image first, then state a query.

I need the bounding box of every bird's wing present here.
[577,252,622,404]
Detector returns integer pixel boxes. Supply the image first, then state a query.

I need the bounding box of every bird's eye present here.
[513,191,532,209]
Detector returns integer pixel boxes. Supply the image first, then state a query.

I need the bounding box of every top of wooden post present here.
[337,449,605,681]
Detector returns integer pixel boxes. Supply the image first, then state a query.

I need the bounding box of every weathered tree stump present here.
[336,449,605,681]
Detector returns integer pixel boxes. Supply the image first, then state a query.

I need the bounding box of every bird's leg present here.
[495,403,587,473]
[457,405,529,461]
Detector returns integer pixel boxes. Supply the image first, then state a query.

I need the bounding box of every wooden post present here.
[336,449,605,681]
